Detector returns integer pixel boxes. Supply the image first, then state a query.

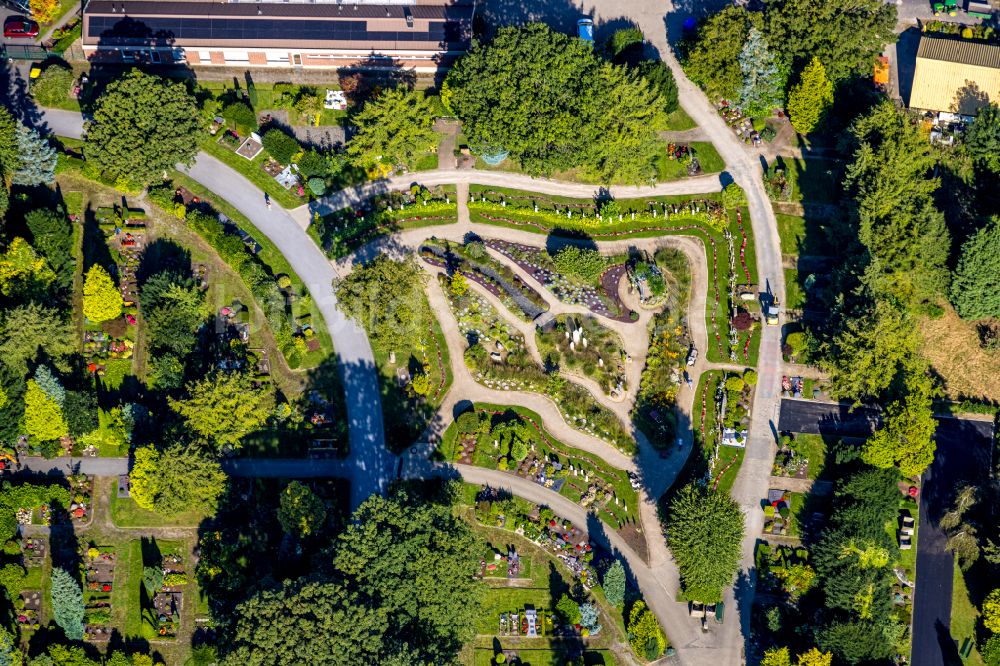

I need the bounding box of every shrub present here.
[725,376,745,392]
[83,265,123,323]
[510,438,528,462]
[308,177,326,196]
[556,594,581,625]
[221,103,257,135]
[262,129,301,165]
[785,331,808,356]
[297,150,328,178]
[276,274,293,290]
[455,410,480,433]
[32,65,75,108]
[984,589,1000,634]
[722,182,746,210]
[743,369,758,386]
[552,246,607,284]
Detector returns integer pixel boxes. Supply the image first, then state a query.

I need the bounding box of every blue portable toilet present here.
[577,18,594,42]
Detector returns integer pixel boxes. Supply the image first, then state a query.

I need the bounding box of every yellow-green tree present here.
[30,0,58,23]
[797,648,833,666]
[787,57,834,135]
[627,601,666,660]
[24,380,68,443]
[169,372,273,450]
[761,647,792,666]
[0,238,55,297]
[129,446,159,511]
[984,589,1000,633]
[82,265,123,323]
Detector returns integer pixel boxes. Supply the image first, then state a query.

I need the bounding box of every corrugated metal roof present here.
[916,35,1000,69]
[909,55,1000,113]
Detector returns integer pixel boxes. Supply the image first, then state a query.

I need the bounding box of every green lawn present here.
[664,107,697,131]
[784,268,805,310]
[951,564,986,666]
[692,142,725,174]
[713,446,745,496]
[198,135,304,209]
[110,493,210,529]
[477,587,553,634]
[124,540,144,638]
[776,213,806,256]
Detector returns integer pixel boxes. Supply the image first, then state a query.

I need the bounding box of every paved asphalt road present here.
[911,417,993,666]
[777,398,997,444]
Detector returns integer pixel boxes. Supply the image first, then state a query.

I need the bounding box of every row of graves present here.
[83,545,117,642]
[151,552,188,639]
[498,607,552,638]
[16,537,47,634]
[87,203,146,377]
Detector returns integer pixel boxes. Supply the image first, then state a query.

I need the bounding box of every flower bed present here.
[311,187,457,259]
[421,238,548,320]
[484,240,633,322]
[632,307,689,449]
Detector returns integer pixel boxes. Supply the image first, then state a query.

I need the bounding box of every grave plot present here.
[137,543,188,640]
[67,474,93,523]
[83,545,117,642]
[536,315,629,399]
[17,590,43,633]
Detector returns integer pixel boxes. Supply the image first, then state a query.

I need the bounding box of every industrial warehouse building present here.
[80,0,474,72]
[909,35,1000,114]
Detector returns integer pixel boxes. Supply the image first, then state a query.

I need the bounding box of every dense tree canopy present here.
[681,7,763,102]
[277,481,327,538]
[844,102,950,303]
[0,304,74,375]
[862,365,937,477]
[950,217,1000,319]
[348,88,436,170]
[763,0,897,83]
[445,24,666,182]
[964,103,1000,173]
[84,70,200,187]
[334,256,427,353]
[665,483,744,602]
[225,487,484,665]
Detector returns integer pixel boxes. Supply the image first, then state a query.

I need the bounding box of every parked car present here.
[0,0,31,14]
[4,16,39,39]
[686,345,698,367]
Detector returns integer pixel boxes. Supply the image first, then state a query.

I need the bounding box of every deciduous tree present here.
[797,648,833,666]
[26,209,73,290]
[334,256,427,353]
[862,366,937,477]
[950,217,1000,320]
[169,373,273,449]
[84,70,200,187]
[682,7,762,102]
[764,0,897,83]
[983,589,1000,633]
[761,647,792,666]
[51,566,85,640]
[0,237,56,298]
[277,481,327,538]
[30,0,59,23]
[787,58,834,134]
[82,264,123,323]
[665,483,744,602]
[347,88,436,170]
[128,444,226,516]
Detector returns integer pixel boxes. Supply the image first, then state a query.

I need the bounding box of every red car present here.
[3,16,39,39]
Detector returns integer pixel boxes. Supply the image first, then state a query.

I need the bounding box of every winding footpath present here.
[38,41,785,660]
